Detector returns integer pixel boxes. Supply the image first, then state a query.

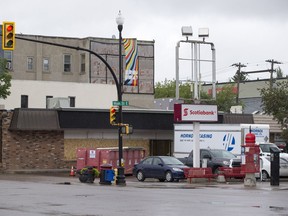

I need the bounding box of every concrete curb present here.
[4,169,70,174]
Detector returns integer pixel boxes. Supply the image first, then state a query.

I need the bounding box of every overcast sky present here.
[1,0,288,83]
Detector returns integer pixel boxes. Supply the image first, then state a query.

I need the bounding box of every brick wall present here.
[0,111,69,171]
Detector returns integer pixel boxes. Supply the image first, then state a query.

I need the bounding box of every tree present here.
[276,67,283,78]
[155,80,240,112]
[0,58,12,99]
[155,79,192,99]
[154,79,176,98]
[216,84,239,113]
[231,71,248,82]
[260,80,288,141]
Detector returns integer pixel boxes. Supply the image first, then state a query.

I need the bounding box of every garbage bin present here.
[99,164,114,185]
[270,147,280,186]
[105,170,115,182]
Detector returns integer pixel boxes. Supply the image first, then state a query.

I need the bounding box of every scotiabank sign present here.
[174,104,218,122]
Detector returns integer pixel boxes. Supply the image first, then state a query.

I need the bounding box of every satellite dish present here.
[112,35,116,39]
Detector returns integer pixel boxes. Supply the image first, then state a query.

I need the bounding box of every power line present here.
[236,59,282,89]
[265,59,282,89]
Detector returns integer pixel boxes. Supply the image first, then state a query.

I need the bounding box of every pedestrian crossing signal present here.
[121,125,133,135]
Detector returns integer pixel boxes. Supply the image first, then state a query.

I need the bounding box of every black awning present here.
[9,108,61,131]
[57,109,175,130]
[8,108,251,131]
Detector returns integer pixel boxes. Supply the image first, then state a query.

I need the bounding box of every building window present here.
[27,57,34,71]
[43,58,49,72]
[69,96,75,107]
[64,54,71,72]
[21,95,28,108]
[80,54,85,73]
[4,51,13,70]
[46,95,53,108]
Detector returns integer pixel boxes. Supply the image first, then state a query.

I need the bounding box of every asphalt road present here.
[0,173,288,216]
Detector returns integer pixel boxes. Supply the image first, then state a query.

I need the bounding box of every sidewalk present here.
[3,168,70,174]
[126,177,288,191]
[1,170,288,191]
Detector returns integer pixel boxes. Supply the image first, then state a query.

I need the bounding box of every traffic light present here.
[110,106,118,125]
[2,21,15,50]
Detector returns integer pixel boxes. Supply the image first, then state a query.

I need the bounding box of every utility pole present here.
[232,62,246,104]
[265,59,282,89]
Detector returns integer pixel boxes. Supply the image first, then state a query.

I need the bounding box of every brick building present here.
[0,108,175,172]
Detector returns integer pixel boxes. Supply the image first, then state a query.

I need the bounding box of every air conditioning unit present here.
[230,105,243,114]
[47,97,70,109]
[6,62,12,70]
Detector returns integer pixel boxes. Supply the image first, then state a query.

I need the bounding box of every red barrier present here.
[183,167,216,183]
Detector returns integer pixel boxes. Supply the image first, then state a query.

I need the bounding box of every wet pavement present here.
[0,173,288,216]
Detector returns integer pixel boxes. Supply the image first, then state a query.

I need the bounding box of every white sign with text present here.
[181,104,218,121]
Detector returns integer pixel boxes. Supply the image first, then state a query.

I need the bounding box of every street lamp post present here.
[116,10,126,186]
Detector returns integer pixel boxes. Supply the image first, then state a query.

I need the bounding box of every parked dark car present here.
[178,149,237,174]
[133,156,188,182]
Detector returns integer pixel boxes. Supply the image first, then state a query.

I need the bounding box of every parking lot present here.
[0,173,288,216]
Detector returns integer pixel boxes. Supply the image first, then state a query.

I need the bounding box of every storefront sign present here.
[174,104,218,122]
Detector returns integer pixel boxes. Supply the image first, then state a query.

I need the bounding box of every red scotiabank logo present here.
[183,108,189,116]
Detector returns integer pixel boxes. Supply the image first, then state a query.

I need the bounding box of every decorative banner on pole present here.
[123,38,138,86]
